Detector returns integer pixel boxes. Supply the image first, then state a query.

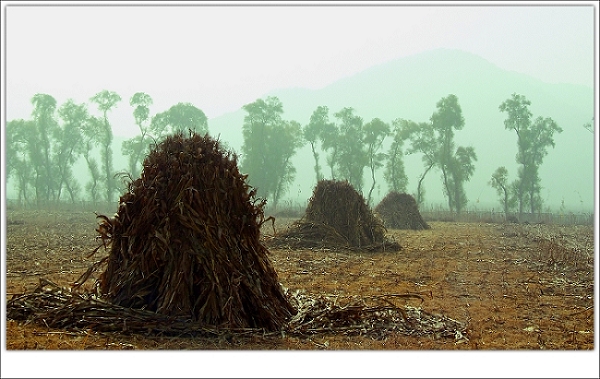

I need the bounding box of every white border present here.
[2,1,598,378]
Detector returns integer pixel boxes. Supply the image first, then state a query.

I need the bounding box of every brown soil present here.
[5,211,594,354]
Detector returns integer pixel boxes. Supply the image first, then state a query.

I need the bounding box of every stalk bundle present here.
[268,180,401,251]
[374,192,430,230]
[8,279,468,341]
[75,132,295,330]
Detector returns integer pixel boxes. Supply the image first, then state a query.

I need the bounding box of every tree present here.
[384,118,410,195]
[149,102,208,141]
[30,93,59,205]
[499,93,562,216]
[499,93,531,216]
[6,96,84,206]
[270,120,304,206]
[489,166,516,218]
[363,117,390,205]
[241,96,282,196]
[81,115,104,204]
[55,99,89,203]
[430,94,472,215]
[240,97,304,207]
[123,92,153,178]
[90,90,121,203]
[318,113,341,180]
[304,106,331,183]
[334,107,367,193]
[404,120,436,206]
[5,119,35,205]
[446,146,477,215]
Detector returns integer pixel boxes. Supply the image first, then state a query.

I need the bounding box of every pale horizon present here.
[3,2,596,138]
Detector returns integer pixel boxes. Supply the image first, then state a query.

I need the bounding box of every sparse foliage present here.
[5,119,36,204]
[363,117,390,205]
[318,111,341,180]
[499,93,562,216]
[241,96,304,207]
[404,120,436,206]
[446,145,477,214]
[55,99,89,203]
[431,94,476,216]
[304,106,331,183]
[90,90,122,203]
[149,102,208,141]
[123,92,154,178]
[334,107,367,193]
[489,166,516,217]
[384,118,410,196]
[30,93,59,205]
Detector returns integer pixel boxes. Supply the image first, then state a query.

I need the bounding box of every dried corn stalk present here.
[269,180,401,251]
[8,279,468,342]
[75,132,295,331]
[374,192,430,230]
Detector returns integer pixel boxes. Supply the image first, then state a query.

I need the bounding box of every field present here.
[5,208,595,353]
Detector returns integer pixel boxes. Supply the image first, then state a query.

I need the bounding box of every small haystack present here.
[374,192,430,230]
[77,132,295,331]
[269,180,400,251]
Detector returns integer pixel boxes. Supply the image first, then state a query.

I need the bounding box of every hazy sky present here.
[2,1,596,138]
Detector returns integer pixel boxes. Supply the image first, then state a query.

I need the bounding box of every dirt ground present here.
[3,210,596,356]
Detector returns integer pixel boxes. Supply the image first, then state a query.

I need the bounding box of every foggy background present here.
[3,2,596,214]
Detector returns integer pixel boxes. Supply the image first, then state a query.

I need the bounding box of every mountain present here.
[209,48,594,212]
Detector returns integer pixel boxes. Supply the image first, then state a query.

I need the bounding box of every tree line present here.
[5,90,561,220]
[6,90,208,207]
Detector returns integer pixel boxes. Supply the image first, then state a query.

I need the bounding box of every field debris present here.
[6,213,593,350]
[268,180,401,252]
[7,278,468,342]
[285,289,468,341]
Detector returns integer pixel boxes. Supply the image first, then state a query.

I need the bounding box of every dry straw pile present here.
[269,180,401,252]
[77,132,295,330]
[374,192,430,230]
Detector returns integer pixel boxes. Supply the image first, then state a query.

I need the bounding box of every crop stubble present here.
[5,211,594,350]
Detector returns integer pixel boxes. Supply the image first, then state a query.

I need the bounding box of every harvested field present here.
[3,210,597,377]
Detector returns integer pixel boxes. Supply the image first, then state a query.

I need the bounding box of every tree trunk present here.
[309,142,322,183]
[367,162,376,206]
[416,162,434,206]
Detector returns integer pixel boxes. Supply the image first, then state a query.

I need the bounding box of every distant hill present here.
[209,48,594,212]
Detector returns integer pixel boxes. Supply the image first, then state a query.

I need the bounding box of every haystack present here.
[374,192,430,230]
[83,132,295,330]
[269,180,400,251]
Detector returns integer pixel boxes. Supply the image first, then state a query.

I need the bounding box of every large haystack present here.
[85,132,295,330]
[374,192,430,230]
[269,180,401,251]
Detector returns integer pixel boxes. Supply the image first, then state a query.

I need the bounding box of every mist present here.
[6,48,594,217]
